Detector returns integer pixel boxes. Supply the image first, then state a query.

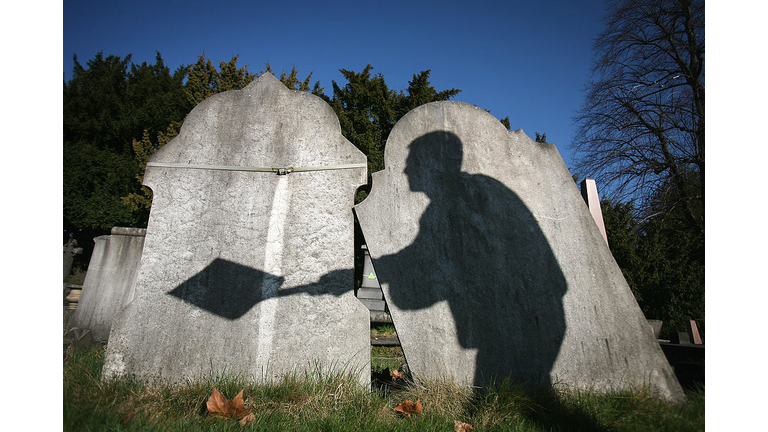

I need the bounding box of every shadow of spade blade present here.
[167,258,284,320]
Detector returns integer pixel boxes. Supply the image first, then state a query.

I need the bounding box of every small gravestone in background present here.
[71,227,147,342]
[355,101,686,402]
[580,178,608,246]
[102,74,370,385]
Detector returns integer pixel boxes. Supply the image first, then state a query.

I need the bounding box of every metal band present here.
[146,162,367,174]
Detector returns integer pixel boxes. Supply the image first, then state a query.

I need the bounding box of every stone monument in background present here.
[102,74,370,385]
[354,101,685,402]
[71,227,146,342]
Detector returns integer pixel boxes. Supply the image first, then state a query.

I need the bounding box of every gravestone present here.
[102,74,370,385]
[355,101,685,402]
[71,227,147,342]
[687,320,703,344]
[580,178,608,246]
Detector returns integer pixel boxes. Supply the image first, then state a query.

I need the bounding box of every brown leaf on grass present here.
[454,420,474,431]
[394,398,423,418]
[391,369,403,380]
[207,388,231,417]
[230,389,252,418]
[207,388,252,419]
[238,412,256,426]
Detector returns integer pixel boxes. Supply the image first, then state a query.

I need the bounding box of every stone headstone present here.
[580,178,609,246]
[102,74,370,385]
[647,319,663,339]
[671,332,691,345]
[687,320,703,345]
[355,101,685,402]
[71,227,147,342]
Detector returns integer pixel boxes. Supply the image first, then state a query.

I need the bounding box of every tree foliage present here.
[573,0,704,235]
[63,52,191,243]
[185,53,258,106]
[121,123,182,212]
[264,63,325,94]
[601,196,704,338]
[322,65,461,201]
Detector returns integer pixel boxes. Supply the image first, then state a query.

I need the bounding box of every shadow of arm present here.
[277,269,354,298]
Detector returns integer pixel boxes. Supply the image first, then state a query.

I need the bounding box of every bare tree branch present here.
[573,0,704,234]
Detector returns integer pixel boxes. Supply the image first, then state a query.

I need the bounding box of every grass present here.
[64,344,704,431]
[371,323,406,376]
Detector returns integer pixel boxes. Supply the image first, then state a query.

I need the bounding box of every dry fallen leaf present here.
[207,388,231,417]
[391,369,403,380]
[454,420,474,431]
[207,388,252,419]
[230,389,252,418]
[394,398,423,418]
[238,412,256,426]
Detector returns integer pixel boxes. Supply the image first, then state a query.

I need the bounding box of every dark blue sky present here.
[64,0,609,172]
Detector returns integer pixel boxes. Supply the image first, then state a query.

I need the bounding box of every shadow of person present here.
[374,131,568,389]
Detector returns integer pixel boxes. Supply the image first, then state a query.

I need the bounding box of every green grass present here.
[64,344,704,431]
[370,323,406,376]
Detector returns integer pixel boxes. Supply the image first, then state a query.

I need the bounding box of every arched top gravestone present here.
[102,74,370,385]
[355,101,685,402]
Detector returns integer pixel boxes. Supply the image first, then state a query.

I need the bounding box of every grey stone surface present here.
[71,227,146,341]
[102,74,370,385]
[355,101,685,401]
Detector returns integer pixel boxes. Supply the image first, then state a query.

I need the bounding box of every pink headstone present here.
[580,178,609,246]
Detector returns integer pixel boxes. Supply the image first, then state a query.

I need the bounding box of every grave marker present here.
[355,101,685,402]
[102,74,370,385]
[71,227,146,341]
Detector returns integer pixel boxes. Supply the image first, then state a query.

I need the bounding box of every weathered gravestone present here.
[355,101,685,402]
[71,227,146,342]
[102,74,370,385]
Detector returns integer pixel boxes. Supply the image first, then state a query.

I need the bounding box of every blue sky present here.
[64,0,609,172]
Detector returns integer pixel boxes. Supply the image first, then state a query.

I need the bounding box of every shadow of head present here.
[404,131,463,193]
[168,258,283,320]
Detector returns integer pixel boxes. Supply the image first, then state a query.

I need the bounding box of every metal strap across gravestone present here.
[146,161,367,174]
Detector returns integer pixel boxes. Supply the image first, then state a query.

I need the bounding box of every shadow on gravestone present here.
[372,131,568,388]
[168,258,353,320]
[168,258,284,320]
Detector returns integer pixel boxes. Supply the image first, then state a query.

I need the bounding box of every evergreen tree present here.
[63,52,190,245]
[601,196,704,339]
[185,53,257,106]
[322,65,461,201]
